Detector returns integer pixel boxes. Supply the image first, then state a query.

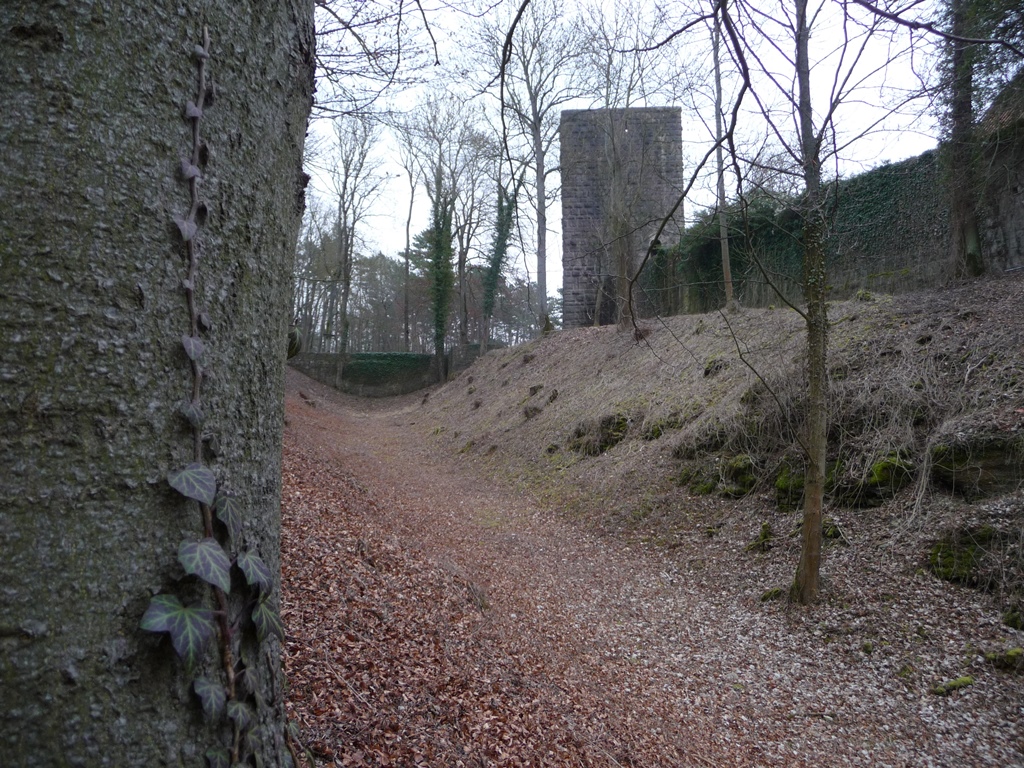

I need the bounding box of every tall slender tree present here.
[426,164,456,380]
[326,115,386,381]
[484,0,585,330]
[482,173,525,353]
[713,6,735,307]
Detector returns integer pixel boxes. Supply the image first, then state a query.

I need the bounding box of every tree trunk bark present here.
[949,0,985,279]
[714,7,735,307]
[0,2,314,763]
[792,0,826,605]
[404,170,414,352]
[533,123,549,328]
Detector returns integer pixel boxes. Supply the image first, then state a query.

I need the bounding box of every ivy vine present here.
[140,27,285,767]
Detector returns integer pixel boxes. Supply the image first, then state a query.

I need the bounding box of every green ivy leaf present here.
[236,550,272,593]
[179,538,232,593]
[140,594,214,672]
[193,676,226,721]
[227,700,255,733]
[214,493,243,545]
[251,596,284,644]
[182,334,205,362]
[168,463,217,506]
[244,725,264,764]
[205,746,230,768]
[180,400,204,428]
[140,594,183,633]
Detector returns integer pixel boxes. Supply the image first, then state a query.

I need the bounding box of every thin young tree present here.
[483,0,586,330]
[325,114,387,383]
[691,0,926,601]
[713,6,736,306]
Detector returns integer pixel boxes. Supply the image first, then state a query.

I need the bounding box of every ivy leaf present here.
[178,538,232,593]
[236,550,272,593]
[173,214,197,242]
[140,594,214,672]
[251,596,284,644]
[140,594,182,633]
[185,100,203,119]
[180,401,204,428]
[182,334,205,362]
[180,158,202,180]
[227,700,255,733]
[244,725,264,762]
[193,676,226,721]
[205,746,229,768]
[193,44,210,61]
[214,493,243,545]
[198,311,212,332]
[168,462,217,506]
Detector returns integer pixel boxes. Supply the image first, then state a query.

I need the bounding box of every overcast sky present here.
[306,0,944,300]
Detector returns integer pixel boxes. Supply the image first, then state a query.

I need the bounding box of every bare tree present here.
[483,0,586,329]
[713,7,735,306]
[398,140,420,351]
[655,0,929,602]
[451,125,496,349]
[578,0,668,109]
[314,0,438,116]
[326,115,387,376]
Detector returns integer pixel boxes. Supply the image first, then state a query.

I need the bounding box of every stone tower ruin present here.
[560,107,684,328]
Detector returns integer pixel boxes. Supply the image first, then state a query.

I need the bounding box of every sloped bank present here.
[422,273,1024,613]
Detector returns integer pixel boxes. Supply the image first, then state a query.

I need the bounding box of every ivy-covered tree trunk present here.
[428,166,455,383]
[0,2,313,765]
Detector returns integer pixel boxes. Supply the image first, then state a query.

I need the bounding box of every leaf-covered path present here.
[280,368,1023,768]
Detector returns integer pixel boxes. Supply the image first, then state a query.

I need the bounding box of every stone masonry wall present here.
[560,107,684,328]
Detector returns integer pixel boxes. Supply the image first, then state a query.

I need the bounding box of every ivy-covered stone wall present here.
[291,353,438,396]
[651,134,1022,314]
[827,150,950,297]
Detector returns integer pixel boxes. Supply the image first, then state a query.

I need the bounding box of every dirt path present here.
[280,368,1023,768]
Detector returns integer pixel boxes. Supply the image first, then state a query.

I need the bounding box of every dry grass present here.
[424,273,1024,597]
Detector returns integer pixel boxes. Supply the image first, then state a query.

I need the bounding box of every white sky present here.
[306,0,944,301]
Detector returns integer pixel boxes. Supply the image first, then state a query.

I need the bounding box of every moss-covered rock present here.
[692,477,718,495]
[931,676,974,695]
[775,460,804,512]
[985,647,1024,673]
[930,433,1024,499]
[928,526,1000,586]
[745,522,773,553]
[641,412,684,440]
[823,518,845,542]
[864,451,914,496]
[1003,607,1024,631]
[567,413,629,455]
[721,454,756,497]
[829,450,914,507]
